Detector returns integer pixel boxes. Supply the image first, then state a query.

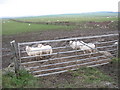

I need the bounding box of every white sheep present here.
[25,46,42,59]
[99,51,113,58]
[79,41,96,54]
[38,44,53,57]
[114,42,118,45]
[69,40,96,54]
[69,41,83,49]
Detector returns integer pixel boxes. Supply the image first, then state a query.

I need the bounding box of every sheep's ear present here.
[70,41,73,44]
[26,46,29,48]
[38,44,43,47]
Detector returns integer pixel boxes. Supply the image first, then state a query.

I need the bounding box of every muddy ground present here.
[2,28,118,65]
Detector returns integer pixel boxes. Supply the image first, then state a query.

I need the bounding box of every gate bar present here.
[18,34,118,45]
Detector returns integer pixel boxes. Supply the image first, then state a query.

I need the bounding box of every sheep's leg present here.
[40,53,42,59]
[93,49,95,53]
[47,52,50,59]
[35,55,38,60]
[50,49,53,58]
[83,50,86,54]
[86,50,91,58]
[93,48,97,53]
[49,52,51,58]
[31,55,34,61]
[89,50,92,58]
[34,53,38,60]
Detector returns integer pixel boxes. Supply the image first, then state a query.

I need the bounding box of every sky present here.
[0,0,119,17]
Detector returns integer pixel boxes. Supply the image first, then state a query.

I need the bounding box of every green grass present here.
[2,67,117,88]
[16,16,117,22]
[52,67,116,88]
[69,67,113,83]
[111,58,120,63]
[15,12,118,22]
[2,20,76,35]
[0,70,2,89]
[2,69,41,88]
[56,67,115,88]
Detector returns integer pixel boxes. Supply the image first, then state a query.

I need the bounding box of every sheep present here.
[99,51,113,59]
[37,44,43,48]
[38,44,53,58]
[79,41,96,54]
[111,21,114,23]
[69,41,83,49]
[69,40,96,55]
[114,42,118,45]
[25,46,42,59]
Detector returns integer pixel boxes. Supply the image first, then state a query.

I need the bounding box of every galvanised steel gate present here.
[13,34,118,77]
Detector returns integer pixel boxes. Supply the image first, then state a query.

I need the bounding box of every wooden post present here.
[10,40,20,77]
[118,3,120,88]
[118,3,120,60]
[118,32,120,60]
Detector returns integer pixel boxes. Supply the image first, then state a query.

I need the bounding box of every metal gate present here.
[14,34,118,77]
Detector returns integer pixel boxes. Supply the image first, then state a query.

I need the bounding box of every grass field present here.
[2,12,118,35]
[15,12,118,22]
[2,20,75,35]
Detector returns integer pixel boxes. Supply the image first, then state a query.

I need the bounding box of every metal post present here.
[75,39,78,68]
[10,40,20,77]
[75,39,77,55]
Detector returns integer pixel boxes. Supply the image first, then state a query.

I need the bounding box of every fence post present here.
[10,40,20,77]
[118,6,120,60]
[118,30,120,60]
[75,39,77,55]
[75,39,78,68]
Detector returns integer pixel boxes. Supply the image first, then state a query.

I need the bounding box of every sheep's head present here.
[25,46,30,51]
[69,41,73,45]
[38,44,43,48]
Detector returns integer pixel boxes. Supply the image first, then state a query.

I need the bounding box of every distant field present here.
[15,12,118,22]
[2,12,118,35]
[2,20,75,35]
